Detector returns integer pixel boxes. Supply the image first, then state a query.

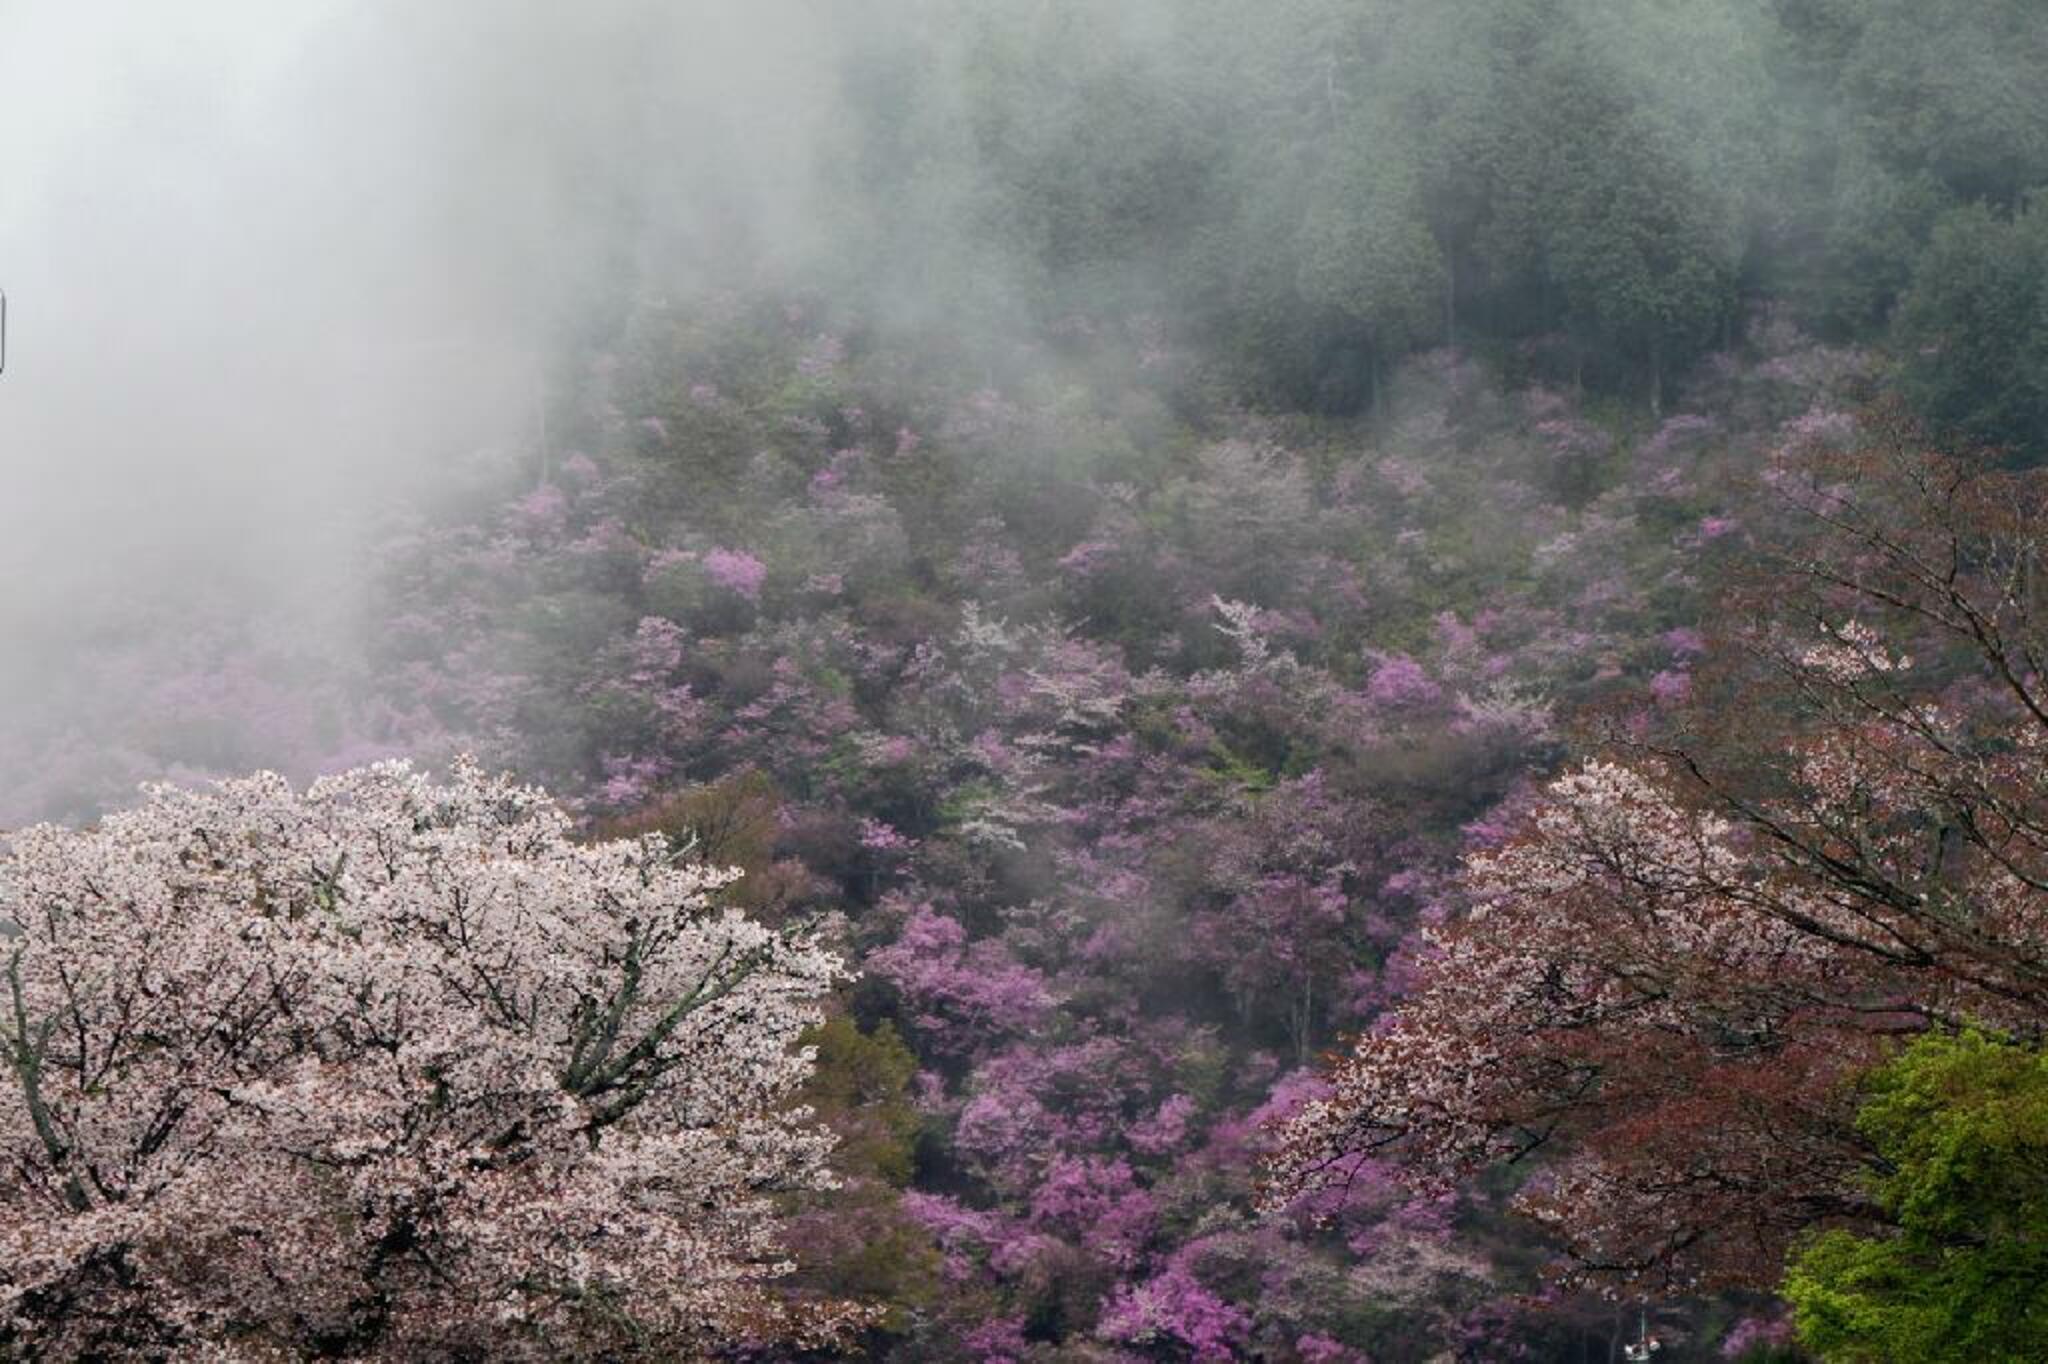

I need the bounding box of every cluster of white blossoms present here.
[0,760,857,1358]
[1797,619,1911,684]
[1264,755,1885,1267]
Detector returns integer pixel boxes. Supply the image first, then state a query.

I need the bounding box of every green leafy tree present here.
[1175,0,1449,411]
[779,1017,941,1339]
[1785,1030,2048,1362]
[1293,124,1444,413]
[1833,0,2048,210]
[1483,0,1772,408]
[1894,198,2048,458]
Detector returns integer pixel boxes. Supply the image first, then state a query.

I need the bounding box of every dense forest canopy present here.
[6,1,2048,1359]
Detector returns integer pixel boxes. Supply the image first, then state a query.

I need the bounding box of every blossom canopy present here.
[0,759,857,1358]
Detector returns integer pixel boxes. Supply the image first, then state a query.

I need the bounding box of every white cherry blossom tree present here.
[0,759,860,1358]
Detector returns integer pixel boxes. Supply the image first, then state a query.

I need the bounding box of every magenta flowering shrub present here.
[1096,1257,1252,1362]
[868,899,1056,1054]
[1720,1311,1796,1358]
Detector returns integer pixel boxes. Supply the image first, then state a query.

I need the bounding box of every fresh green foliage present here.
[802,1017,925,1189]
[1785,1030,2048,1361]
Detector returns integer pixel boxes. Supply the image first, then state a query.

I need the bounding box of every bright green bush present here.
[1786,1029,2048,1361]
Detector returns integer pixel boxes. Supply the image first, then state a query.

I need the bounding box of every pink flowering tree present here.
[0,760,862,1357]
[1269,416,2048,1293]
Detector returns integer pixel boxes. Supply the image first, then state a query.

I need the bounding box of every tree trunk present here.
[533,364,551,489]
[1294,974,1315,1066]
[1444,250,1457,347]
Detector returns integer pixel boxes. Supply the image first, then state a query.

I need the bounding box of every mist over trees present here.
[6,1,2048,1359]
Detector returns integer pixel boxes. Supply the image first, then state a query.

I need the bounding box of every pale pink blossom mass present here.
[0,760,864,1357]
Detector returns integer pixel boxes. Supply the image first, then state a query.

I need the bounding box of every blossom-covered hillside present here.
[40,304,1859,1358]
[14,2,2048,1358]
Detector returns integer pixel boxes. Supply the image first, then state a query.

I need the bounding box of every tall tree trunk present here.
[1443,250,1456,347]
[1294,973,1315,1066]
[533,362,551,490]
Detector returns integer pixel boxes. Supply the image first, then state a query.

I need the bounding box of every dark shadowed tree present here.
[1895,198,2048,459]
